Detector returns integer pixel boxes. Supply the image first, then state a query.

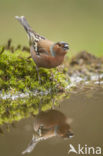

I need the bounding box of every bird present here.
[15,16,69,82]
[22,109,73,154]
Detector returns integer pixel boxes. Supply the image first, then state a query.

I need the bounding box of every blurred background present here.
[0,0,103,56]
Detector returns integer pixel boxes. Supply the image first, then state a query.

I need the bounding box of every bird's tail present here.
[15,16,45,44]
[22,135,39,155]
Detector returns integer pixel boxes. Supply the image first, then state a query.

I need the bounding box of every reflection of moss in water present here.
[0,48,70,93]
[0,93,66,126]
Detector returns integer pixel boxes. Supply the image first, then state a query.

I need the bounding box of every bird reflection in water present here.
[22,101,74,154]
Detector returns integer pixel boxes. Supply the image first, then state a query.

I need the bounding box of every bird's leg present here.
[36,66,41,84]
[50,69,57,100]
[50,69,54,90]
[38,97,42,113]
[51,98,55,110]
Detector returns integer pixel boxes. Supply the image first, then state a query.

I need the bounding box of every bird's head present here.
[56,41,69,51]
[56,123,74,139]
[50,41,69,57]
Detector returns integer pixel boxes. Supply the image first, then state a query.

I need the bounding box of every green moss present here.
[0,92,65,125]
[0,48,70,93]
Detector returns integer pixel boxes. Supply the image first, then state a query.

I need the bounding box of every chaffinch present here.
[16,16,69,81]
[16,16,69,67]
[22,109,73,154]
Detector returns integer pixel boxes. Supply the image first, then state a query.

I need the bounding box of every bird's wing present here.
[37,47,50,56]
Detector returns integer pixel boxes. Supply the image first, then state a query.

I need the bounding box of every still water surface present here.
[0,86,103,156]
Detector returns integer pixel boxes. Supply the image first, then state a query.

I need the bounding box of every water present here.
[0,86,103,156]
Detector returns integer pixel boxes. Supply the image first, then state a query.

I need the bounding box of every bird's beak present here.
[64,43,69,50]
[64,131,74,139]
